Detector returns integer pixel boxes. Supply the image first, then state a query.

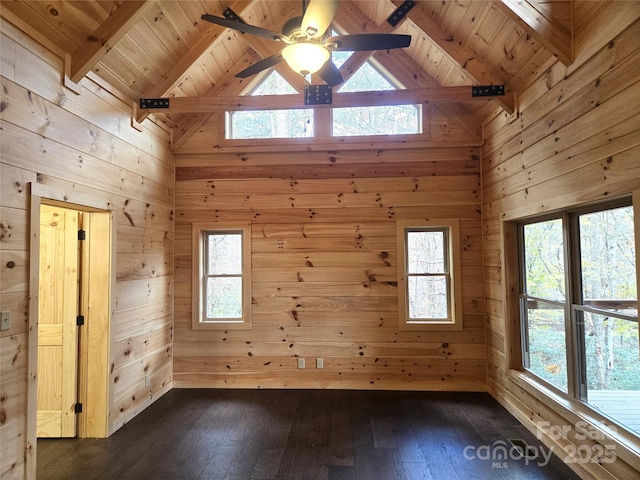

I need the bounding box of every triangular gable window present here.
[337,61,395,93]
[228,70,313,139]
[227,34,421,140]
[250,70,297,95]
[332,61,421,137]
[330,29,353,69]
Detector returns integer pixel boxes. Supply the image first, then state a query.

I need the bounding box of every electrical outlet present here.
[145,374,150,386]
[297,358,305,369]
[316,358,323,369]
[0,311,10,331]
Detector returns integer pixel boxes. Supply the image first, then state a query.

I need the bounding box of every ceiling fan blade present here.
[235,54,284,78]
[327,34,412,51]
[201,14,289,42]
[301,0,339,39]
[317,60,343,86]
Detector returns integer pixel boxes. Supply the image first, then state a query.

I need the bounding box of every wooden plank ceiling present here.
[1,0,574,145]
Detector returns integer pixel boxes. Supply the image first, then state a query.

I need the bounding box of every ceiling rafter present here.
[335,0,484,140]
[371,49,483,141]
[327,1,397,87]
[168,2,313,145]
[493,0,573,66]
[148,0,508,144]
[171,49,263,149]
[173,0,406,146]
[393,0,515,114]
[134,1,254,124]
[67,1,151,84]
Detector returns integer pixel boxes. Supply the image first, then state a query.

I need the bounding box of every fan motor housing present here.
[282,16,304,37]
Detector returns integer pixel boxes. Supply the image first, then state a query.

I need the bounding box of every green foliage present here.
[526,308,568,391]
[523,205,638,398]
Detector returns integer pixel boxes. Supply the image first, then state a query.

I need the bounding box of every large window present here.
[517,199,639,434]
[192,223,252,330]
[227,59,421,140]
[397,219,462,330]
[332,61,421,137]
[227,71,313,139]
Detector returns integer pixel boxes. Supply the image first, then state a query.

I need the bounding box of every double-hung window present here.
[192,223,252,330]
[517,199,639,434]
[397,219,462,330]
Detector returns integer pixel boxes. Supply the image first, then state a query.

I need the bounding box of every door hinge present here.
[76,315,85,326]
[75,403,83,414]
[78,229,86,240]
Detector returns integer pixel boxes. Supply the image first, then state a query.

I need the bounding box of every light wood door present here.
[37,204,79,438]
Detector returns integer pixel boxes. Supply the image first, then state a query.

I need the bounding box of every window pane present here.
[523,298,568,392]
[408,276,448,319]
[337,61,395,92]
[523,219,566,301]
[583,311,640,435]
[332,105,420,136]
[228,70,314,139]
[250,70,297,95]
[206,277,242,319]
[207,233,241,275]
[230,109,313,139]
[579,206,637,314]
[331,49,353,69]
[407,231,445,274]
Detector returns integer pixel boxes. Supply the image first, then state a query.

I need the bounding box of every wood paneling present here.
[2,1,639,479]
[0,20,173,477]
[174,143,485,390]
[482,9,640,480]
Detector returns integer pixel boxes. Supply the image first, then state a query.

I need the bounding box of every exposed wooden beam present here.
[173,0,395,146]
[493,0,573,66]
[171,50,262,149]
[140,86,500,114]
[334,1,483,139]
[135,1,254,123]
[68,1,151,84]
[371,49,483,140]
[171,0,493,145]
[331,0,396,85]
[391,0,515,114]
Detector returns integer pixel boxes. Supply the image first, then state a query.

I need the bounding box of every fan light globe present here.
[282,42,330,76]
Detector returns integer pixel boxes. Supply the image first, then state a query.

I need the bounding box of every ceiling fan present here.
[201,0,411,86]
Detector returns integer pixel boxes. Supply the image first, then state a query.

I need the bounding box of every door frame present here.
[26,186,115,476]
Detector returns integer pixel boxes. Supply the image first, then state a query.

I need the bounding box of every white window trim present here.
[192,222,252,330]
[396,218,463,331]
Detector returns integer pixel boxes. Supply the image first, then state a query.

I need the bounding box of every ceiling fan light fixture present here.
[282,42,330,76]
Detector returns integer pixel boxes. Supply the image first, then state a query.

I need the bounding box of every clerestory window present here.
[333,61,421,136]
[227,50,421,139]
[227,71,313,139]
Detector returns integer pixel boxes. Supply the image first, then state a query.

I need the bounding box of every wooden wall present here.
[0,20,174,479]
[482,5,640,479]
[173,143,486,390]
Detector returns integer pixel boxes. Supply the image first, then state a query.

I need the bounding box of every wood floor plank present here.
[37,389,581,480]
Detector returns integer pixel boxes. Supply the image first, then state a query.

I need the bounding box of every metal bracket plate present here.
[304,85,332,105]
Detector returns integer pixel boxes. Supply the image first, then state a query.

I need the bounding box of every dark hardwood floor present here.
[37,389,581,480]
